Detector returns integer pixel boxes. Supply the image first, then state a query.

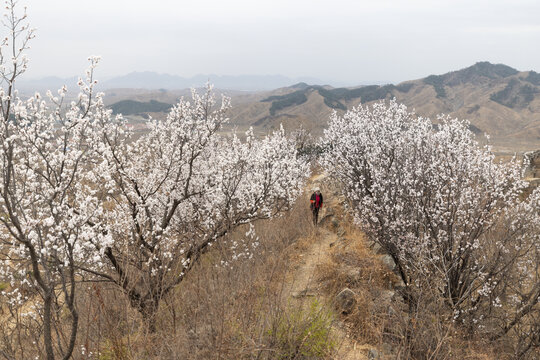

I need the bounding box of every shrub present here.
[265,299,336,359]
[320,100,540,357]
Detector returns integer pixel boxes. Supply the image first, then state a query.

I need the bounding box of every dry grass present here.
[68,193,339,359]
[312,205,505,359]
[316,219,397,343]
[3,178,535,359]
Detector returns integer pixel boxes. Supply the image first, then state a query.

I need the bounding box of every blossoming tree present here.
[0,2,110,358]
[320,100,539,347]
[86,87,308,330]
[89,87,309,331]
[0,1,309,357]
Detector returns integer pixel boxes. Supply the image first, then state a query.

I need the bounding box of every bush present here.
[320,100,540,357]
[265,299,336,359]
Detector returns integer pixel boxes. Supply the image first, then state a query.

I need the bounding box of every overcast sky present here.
[20,0,540,84]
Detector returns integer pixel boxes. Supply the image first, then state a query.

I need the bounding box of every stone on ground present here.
[335,288,357,314]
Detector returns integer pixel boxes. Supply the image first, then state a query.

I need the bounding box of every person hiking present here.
[310,187,323,226]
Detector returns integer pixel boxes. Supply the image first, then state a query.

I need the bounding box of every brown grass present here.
[312,204,505,359]
[3,178,535,359]
[315,219,396,344]
[68,193,340,359]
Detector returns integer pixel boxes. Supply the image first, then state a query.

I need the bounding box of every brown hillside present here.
[232,62,540,149]
[105,62,540,151]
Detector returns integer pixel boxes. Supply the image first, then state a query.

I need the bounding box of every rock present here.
[372,289,396,315]
[366,239,384,254]
[335,288,356,314]
[381,255,396,271]
[393,278,406,290]
[323,207,335,217]
[372,242,384,254]
[368,348,380,360]
[319,208,335,225]
[380,290,395,302]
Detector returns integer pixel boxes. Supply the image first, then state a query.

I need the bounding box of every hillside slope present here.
[104,62,540,150]
[230,62,540,149]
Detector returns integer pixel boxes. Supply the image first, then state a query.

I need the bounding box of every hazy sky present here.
[21,0,540,84]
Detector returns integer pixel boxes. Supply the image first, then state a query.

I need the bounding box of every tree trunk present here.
[139,298,160,333]
[62,301,79,360]
[43,292,55,360]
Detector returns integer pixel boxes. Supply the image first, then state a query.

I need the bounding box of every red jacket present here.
[310,192,323,210]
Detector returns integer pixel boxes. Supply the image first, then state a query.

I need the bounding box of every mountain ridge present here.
[230,61,540,150]
[79,61,540,150]
[17,72,331,92]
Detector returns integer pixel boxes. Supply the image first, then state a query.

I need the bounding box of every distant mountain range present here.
[17,62,540,151]
[16,72,329,92]
[232,61,540,151]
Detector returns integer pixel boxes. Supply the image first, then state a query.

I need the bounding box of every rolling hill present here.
[108,99,173,115]
[225,62,540,151]
[105,62,540,151]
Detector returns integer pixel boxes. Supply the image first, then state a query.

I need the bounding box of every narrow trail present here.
[283,190,370,359]
[288,227,337,299]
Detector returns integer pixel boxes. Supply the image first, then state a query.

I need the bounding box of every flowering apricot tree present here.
[320,100,539,342]
[0,2,309,357]
[86,87,308,330]
[484,187,540,354]
[0,2,110,358]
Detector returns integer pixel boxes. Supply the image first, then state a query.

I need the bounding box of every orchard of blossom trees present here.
[0,1,539,359]
[0,2,308,359]
[321,100,540,357]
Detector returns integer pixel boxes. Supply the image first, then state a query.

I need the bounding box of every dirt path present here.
[288,227,337,299]
[285,215,368,359]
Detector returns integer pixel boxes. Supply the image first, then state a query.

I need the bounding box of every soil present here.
[284,185,369,359]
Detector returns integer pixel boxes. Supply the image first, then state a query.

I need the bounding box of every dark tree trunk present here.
[43,292,55,360]
[62,298,79,360]
[139,298,160,333]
